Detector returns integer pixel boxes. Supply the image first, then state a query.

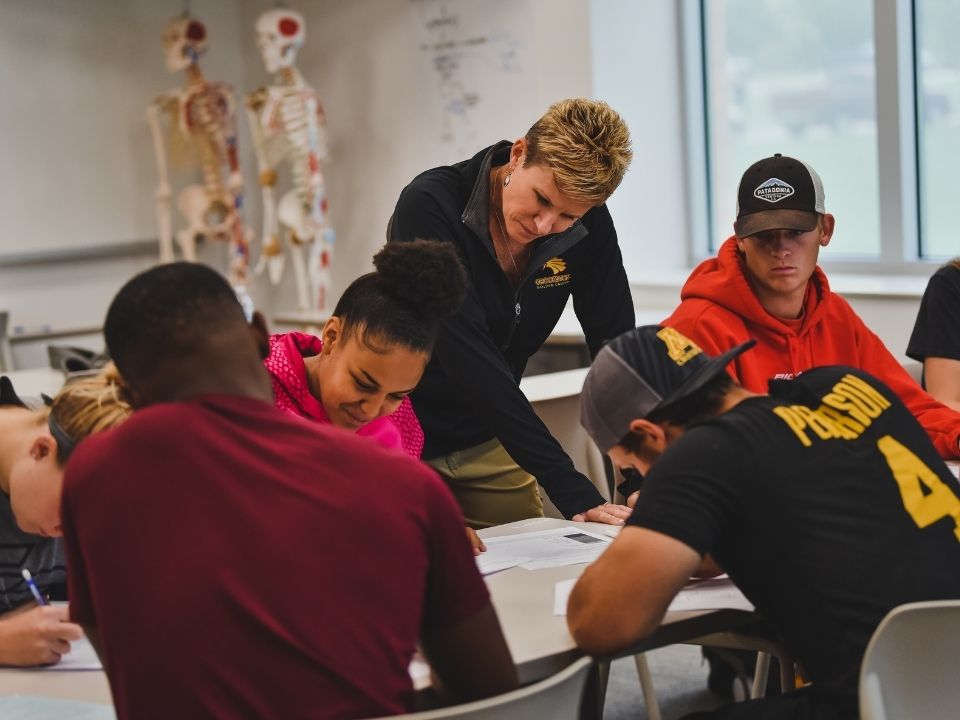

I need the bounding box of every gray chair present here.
[0,311,13,372]
[902,360,923,386]
[366,656,593,720]
[859,599,960,719]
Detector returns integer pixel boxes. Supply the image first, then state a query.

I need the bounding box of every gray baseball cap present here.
[580,326,755,453]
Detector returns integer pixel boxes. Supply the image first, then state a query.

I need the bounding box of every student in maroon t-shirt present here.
[60,262,517,720]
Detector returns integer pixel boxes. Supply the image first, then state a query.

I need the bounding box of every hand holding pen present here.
[21,569,48,606]
[0,569,84,666]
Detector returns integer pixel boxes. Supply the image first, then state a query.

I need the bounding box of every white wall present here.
[0,0,926,370]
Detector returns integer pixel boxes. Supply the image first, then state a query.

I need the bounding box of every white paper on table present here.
[668,576,754,613]
[476,556,531,576]
[555,576,754,617]
[0,696,114,720]
[477,527,611,576]
[554,578,576,616]
[40,635,102,671]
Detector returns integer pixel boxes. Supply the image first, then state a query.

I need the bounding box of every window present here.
[916,0,960,259]
[691,0,950,270]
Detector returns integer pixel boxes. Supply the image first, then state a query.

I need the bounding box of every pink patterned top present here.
[263,332,424,458]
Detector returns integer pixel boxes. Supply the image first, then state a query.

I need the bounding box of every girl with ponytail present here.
[265,239,467,458]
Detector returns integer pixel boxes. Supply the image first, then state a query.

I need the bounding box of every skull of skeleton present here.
[255,8,306,73]
[162,15,208,73]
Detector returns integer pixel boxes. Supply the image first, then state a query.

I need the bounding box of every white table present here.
[0,519,755,708]
[479,518,756,684]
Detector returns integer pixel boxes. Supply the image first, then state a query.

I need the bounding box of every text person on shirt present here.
[569,326,960,720]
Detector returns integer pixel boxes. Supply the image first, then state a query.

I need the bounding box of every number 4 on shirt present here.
[878,435,960,542]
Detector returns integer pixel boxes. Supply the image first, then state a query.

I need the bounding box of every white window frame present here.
[681,0,941,276]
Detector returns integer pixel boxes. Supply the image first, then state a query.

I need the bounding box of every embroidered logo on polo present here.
[754,177,794,203]
[656,327,703,366]
[535,257,572,289]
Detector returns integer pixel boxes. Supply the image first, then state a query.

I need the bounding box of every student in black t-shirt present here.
[568,325,960,720]
[908,259,960,412]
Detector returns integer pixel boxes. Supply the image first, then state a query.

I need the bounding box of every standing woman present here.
[907,258,960,411]
[388,98,635,528]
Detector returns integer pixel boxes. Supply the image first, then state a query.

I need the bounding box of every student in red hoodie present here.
[663,154,960,459]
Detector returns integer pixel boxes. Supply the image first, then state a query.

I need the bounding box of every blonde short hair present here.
[524,98,632,205]
[46,363,133,464]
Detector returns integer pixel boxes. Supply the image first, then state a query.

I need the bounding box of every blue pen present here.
[21,569,47,606]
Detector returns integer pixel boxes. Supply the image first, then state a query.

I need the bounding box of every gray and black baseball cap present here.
[580,326,755,453]
[734,154,826,239]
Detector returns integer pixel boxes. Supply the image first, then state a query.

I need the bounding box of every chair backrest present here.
[0,310,13,373]
[368,656,594,720]
[902,360,924,386]
[859,600,960,720]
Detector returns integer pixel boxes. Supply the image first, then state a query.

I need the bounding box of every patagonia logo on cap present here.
[754,177,795,203]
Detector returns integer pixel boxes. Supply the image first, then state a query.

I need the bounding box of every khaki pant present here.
[425,438,544,529]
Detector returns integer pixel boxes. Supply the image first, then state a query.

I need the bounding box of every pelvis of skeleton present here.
[177,185,235,237]
[277,189,318,244]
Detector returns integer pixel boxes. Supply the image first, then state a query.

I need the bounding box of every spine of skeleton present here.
[191,88,229,205]
[192,86,249,282]
[277,89,320,222]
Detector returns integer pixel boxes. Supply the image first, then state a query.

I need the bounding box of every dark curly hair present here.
[335,239,468,354]
[104,262,247,386]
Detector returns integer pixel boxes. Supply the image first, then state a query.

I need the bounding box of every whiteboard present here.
[0,0,248,257]
[410,0,538,160]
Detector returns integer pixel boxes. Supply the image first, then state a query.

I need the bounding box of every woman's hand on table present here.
[571,502,632,525]
[466,527,486,555]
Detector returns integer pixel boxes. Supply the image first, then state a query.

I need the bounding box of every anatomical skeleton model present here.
[246,7,334,312]
[147,14,252,288]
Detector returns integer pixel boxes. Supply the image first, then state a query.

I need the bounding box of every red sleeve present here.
[420,474,490,632]
[854,322,960,459]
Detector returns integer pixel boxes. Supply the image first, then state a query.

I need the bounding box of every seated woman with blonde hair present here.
[0,365,131,665]
[908,258,960,411]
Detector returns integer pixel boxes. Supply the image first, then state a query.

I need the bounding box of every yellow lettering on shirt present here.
[878,435,960,542]
[817,405,866,437]
[773,373,893,446]
[773,406,813,447]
